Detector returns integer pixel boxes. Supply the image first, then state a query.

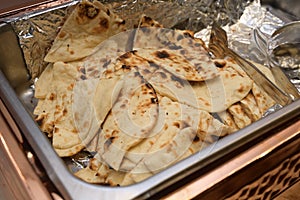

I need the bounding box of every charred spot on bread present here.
[78,3,99,19]
[155,50,170,59]
[214,60,226,68]
[99,18,109,29]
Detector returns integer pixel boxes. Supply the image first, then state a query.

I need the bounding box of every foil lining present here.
[4,1,79,79]
[3,0,252,79]
[2,0,299,88]
[195,0,300,92]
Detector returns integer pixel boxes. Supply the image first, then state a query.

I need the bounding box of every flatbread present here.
[132,26,218,81]
[240,92,261,122]
[120,95,199,171]
[122,96,232,184]
[35,8,283,186]
[226,58,276,114]
[191,67,253,112]
[44,1,126,62]
[96,69,159,170]
[34,92,56,134]
[252,83,276,115]
[112,51,157,80]
[34,63,53,99]
[133,48,216,81]
[93,75,123,125]
[50,61,85,157]
[149,58,253,113]
[34,64,55,133]
[74,158,106,184]
[227,103,252,129]
[80,29,135,80]
[113,52,251,113]
[72,79,103,153]
[217,111,239,132]
[124,127,196,184]
[74,156,126,186]
[114,52,253,112]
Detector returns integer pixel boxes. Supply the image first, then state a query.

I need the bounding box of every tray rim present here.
[0,1,300,199]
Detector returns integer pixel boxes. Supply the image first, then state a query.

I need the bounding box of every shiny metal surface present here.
[268,21,300,99]
[209,23,293,106]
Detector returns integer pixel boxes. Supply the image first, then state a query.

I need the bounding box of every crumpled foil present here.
[4,0,252,79]
[195,0,300,92]
[4,1,78,79]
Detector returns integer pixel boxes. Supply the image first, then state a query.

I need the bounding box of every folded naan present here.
[227,58,276,114]
[50,61,84,157]
[121,96,232,185]
[34,63,53,99]
[132,21,218,81]
[74,156,126,186]
[227,103,252,129]
[145,57,253,113]
[95,69,159,170]
[72,79,103,153]
[34,64,55,134]
[44,1,126,62]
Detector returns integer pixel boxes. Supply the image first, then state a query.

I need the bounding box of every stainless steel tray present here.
[0,1,300,200]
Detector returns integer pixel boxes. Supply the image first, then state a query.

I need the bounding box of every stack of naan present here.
[34,1,276,186]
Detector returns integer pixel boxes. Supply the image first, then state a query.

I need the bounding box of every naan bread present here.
[35,8,282,186]
[34,60,101,156]
[74,158,106,184]
[72,79,103,153]
[120,95,199,172]
[191,64,253,112]
[34,63,53,99]
[217,111,239,132]
[133,48,217,81]
[145,57,252,113]
[34,92,56,134]
[74,156,126,186]
[50,61,84,157]
[80,29,135,79]
[252,83,276,115]
[227,58,276,114]
[93,76,123,125]
[132,25,218,81]
[114,52,252,113]
[34,64,55,133]
[227,103,252,129]
[122,96,232,184]
[240,92,261,122]
[44,1,126,62]
[96,69,159,170]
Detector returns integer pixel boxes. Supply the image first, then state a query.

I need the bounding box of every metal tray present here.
[0,1,300,199]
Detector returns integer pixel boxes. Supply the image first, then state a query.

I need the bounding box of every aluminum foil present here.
[5,0,298,91]
[3,1,78,79]
[195,0,300,92]
[3,0,252,79]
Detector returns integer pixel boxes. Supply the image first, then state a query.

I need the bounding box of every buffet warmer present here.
[0,0,299,199]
